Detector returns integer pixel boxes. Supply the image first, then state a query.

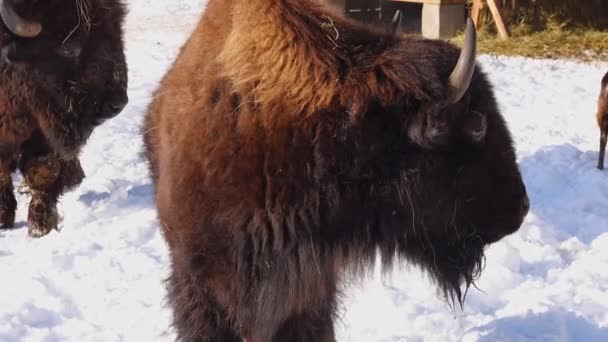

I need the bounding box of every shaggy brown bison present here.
[597,71,608,170]
[0,0,128,237]
[143,0,529,340]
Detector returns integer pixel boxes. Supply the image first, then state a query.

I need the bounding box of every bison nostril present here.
[110,102,125,112]
[110,97,127,112]
[102,93,128,118]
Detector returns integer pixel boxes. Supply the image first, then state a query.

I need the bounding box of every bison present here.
[143,0,529,341]
[597,71,608,170]
[0,0,128,237]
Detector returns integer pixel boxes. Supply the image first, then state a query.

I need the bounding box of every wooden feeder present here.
[325,0,468,39]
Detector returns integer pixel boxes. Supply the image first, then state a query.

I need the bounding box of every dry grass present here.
[454,1,608,62]
[449,22,608,62]
[465,0,608,30]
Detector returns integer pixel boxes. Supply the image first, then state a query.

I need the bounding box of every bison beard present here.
[143,0,529,341]
[0,0,128,237]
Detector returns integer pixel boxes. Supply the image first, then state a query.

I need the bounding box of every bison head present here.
[217,6,528,305]
[297,19,529,305]
[360,20,529,303]
[0,0,128,127]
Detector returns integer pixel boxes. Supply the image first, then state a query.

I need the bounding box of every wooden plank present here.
[324,0,346,11]
[471,0,484,28]
[486,0,509,39]
[390,0,467,4]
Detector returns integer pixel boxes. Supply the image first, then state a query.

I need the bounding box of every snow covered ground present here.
[1,1,608,341]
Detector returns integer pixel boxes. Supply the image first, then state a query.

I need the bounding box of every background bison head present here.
[0,0,128,125]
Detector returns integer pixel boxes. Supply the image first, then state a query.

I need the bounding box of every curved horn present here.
[447,18,477,104]
[0,0,42,38]
[388,10,403,35]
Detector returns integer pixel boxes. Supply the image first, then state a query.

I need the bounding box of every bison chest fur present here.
[149,74,411,340]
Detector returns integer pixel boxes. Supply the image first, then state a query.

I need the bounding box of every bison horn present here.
[447,18,477,104]
[0,0,42,38]
[388,10,403,35]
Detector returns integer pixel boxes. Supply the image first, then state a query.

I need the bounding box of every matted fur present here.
[143,0,529,341]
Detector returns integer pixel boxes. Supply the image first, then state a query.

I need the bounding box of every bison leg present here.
[21,156,85,238]
[21,154,61,238]
[0,151,17,228]
[167,269,242,342]
[270,310,336,342]
[20,131,86,238]
[15,158,84,194]
[599,128,607,170]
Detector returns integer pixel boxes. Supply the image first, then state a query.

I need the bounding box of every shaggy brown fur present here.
[143,0,529,341]
[0,0,128,237]
[597,71,608,170]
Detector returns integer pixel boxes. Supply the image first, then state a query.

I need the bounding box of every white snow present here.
[1,1,607,341]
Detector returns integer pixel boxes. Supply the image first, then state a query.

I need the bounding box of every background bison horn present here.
[447,18,477,104]
[388,10,402,35]
[0,0,42,38]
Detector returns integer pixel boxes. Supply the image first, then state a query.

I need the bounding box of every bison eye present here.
[463,111,487,144]
[425,117,450,146]
[404,105,453,148]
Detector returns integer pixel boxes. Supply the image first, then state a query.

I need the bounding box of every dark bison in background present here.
[0,0,128,237]
[143,0,529,340]
[597,71,608,169]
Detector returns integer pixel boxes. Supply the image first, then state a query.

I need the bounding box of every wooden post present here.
[469,0,510,40]
[486,0,509,39]
[325,0,346,13]
[471,0,484,28]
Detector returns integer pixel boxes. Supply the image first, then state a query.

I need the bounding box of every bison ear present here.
[387,10,403,35]
[0,0,42,38]
[425,118,450,146]
[463,111,487,144]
